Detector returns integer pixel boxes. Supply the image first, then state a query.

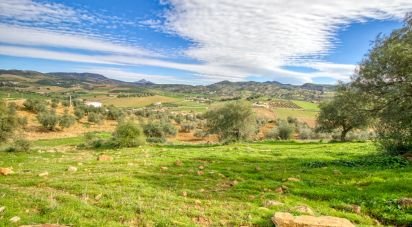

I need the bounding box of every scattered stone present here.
[97,154,113,161]
[10,216,21,223]
[229,180,238,187]
[287,177,300,182]
[197,170,204,175]
[255,166,261,171]
[351,205,361,214]
[182,191,187,197]
[38,171,49,177]
[175,160,183,166]
[195,199,202,205]
[398,198,412,208]
[0,206,5,213]
[272,212,355,227]
[95,193,103,200]
[264,200,284,207]
[293,205,315,215]
[67,166,77,172]
[160,166,168,170]
[198,165,204,170]
[199,188,205,192]
[275,187,284,193]
[0,167,13,176]
[333,170,343,176]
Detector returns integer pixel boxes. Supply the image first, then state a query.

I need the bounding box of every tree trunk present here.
[340,128,351,141]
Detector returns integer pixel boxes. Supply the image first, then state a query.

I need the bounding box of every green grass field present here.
[0,139,411,226]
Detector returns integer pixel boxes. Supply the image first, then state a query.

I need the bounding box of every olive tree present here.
[204,101,257,142]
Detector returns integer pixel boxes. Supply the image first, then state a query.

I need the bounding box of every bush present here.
[23,99,47,113]
[37,110,59,130]
[88,112,103,124]
[59,110,76,129]
[106,105,124,120]
[83,132,106,148]
[74,107,85,120]
[194,129,207,138]
[112,121,145,148]
[179,122,195,133]
[267,120,294,140]
[0,101,19,143]
[143,121,177,143]
[7,138,31,152]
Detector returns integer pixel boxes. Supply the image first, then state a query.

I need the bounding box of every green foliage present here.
[112,121,145,148]
[316,86,371,141]
[267,120,295,140]
[106,105,124,120]
[87,112,103,124]
[59,110,76,129]
[179,121,195,133]
[74,107,85,120]
[204,101,257,142]
[23,99,47,113]
[143,121,176,143]
[352,15,412,154]
[37,110,59,131]
[7,138,31,152]
[0,101,19,143]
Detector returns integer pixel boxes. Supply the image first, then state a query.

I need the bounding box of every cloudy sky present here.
[0,0,411,85]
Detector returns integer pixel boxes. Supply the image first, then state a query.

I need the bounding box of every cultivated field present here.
[0,139,411,226]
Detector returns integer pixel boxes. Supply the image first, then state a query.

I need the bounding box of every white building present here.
[85,101,103,108]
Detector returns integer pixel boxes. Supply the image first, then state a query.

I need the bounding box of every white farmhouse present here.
[85,101,103,108]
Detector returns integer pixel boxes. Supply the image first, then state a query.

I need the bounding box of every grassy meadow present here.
[0,139,411,226]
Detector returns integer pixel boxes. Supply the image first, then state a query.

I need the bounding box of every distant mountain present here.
[133,79,155,85]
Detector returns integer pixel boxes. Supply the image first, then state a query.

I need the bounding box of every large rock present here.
[398,198,412,208]
[272,212,355,227]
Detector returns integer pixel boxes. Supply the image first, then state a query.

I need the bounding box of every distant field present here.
[292,100,320,111]
[93,95,178,108]
[0,140,410,226]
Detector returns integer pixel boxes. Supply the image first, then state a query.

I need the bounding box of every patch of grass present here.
[95,95,178,108]
[0,141,410,226]
[292,100,320,111]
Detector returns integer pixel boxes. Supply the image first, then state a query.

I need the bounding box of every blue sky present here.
[0,0,411,85]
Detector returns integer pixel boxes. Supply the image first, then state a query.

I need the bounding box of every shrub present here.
[37,110,59,131]
[143,121,177,143]
[7,138,31,152]
[74,107,85,120]
[267,120,294,140]
[112,121,145,148]
[88,112,103,124]
[205,101,257,142]
[180,122,195,133]
[0,101,19,143]
[23,99,47,113]
[194,129,207,138]
[59,110,76,129]
[106,105,124,120]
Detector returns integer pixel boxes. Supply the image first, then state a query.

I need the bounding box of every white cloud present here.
[162,0,412,81]
[0,25,157,57]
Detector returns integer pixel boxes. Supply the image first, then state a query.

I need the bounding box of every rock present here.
[197,170,204,175]
[38,171,49,177]
[333,170,343,176]
[97,154,113,161]
[293,205,315,215]
[175,160,183,166]
[403,152,412,162]
[10,216,21,223]
[229,180,238,187]
[160,166,168,170]
[287,177,300,182]
[351,205,361,214]
[398,198,412,208]
[275,187,284,193]
[67,166,77,172]
[272,212,355,227]
[0,167,13,176]
[95,193,103,200]
[198,165,204,170]
[255,166,261,171]
[264,200,284,207]
[0,206,5,213]
[182,191,187,197]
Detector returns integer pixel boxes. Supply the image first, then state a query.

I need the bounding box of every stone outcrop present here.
[272,212,355,227]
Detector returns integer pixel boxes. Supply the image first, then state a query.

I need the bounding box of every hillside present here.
[0,69,334,101]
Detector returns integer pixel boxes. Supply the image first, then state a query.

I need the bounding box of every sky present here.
[0,0,411,85]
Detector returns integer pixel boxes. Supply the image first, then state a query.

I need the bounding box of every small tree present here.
[112,121,145,147]
[316,86,370,141]
[23,99,47,113]
[88,112,103,124]
[204,101,257,142]
[59,110,76,129]
[37,110,59,131]
[74,107,85,120]
[0,101,19,143]
[143,121,177,143]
